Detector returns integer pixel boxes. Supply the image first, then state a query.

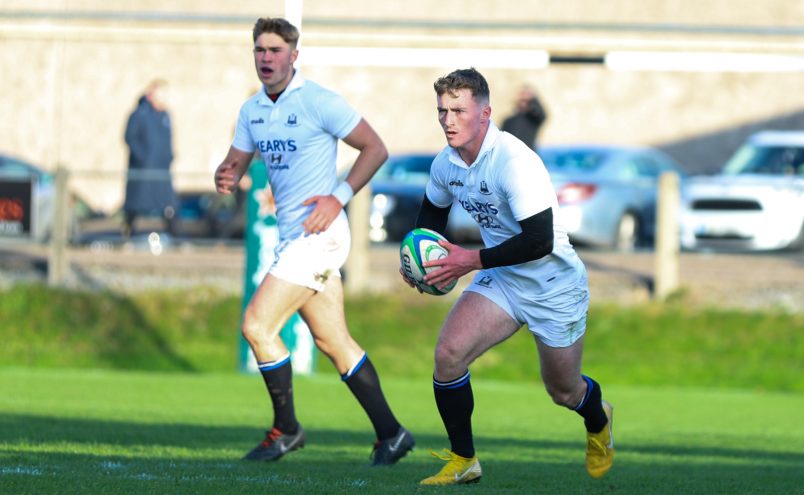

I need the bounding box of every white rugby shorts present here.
[465,267,589,348]
[269,213,351,292]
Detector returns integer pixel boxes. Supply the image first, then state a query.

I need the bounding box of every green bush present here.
[1,284,802,392]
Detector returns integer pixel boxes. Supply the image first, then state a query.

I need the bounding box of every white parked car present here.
[680,131,804,251]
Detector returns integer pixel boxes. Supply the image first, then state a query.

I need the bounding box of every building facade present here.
[1,0,803,210]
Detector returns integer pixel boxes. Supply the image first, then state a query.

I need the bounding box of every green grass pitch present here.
[1,367,803,494]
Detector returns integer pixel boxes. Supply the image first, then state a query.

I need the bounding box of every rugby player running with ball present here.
[401,68,614,485]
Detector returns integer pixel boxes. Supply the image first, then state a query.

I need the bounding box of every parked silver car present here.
[680,131,804,252]
[540,144,686,250]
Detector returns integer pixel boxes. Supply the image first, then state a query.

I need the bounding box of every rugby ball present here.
[399,228,457,296]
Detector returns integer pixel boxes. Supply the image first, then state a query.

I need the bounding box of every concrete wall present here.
[2,0,803,211]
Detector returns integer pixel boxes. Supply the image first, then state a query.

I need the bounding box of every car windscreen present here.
[0,158,42,180]
[374,155,433,184]
[540,149,609,174]
[723,144,804,176]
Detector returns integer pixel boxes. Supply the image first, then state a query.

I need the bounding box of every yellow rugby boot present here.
[586,400,614,478]
[420,449,482,486]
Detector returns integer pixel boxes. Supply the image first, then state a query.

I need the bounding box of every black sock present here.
[574,375,608,433]
[433,371,475,458]
[258,356,298,434]
[342,353,400,440]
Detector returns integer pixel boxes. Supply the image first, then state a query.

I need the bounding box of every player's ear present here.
[481,105,492,124]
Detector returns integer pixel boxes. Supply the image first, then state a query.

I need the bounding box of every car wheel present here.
[614,212,639,251]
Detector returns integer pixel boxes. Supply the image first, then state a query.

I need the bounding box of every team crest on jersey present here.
[479,180,492,195]
[285,114,300,127]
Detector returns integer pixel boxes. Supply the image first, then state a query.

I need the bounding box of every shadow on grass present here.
[3,412,804,462]
[2,412,803,492]
[95,291,199,373]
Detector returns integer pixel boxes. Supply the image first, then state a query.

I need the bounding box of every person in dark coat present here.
[122,79,179,237]
[501,85,548,151]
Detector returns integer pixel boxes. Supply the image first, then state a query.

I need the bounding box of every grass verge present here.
[0,284,802,391]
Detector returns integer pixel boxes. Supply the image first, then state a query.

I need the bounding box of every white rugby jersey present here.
[426,123,585,297]
[232,72,361,241]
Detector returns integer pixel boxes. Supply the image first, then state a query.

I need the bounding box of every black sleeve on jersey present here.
[415,194,451,236]
[479,207,554,268]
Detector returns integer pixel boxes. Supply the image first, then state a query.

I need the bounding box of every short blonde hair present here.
[252,17,300,48]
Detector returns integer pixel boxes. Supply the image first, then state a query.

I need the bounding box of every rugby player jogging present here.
[215,17,414,466]
[401,68,614,485]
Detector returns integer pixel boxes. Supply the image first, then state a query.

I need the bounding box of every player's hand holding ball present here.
[399,228,457,296]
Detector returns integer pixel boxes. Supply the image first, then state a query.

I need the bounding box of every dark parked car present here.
[176,190,244,240]
[0,153,56,241]
[75,190,245,248]
[540,144,686,250]
[366,153,479,243]
[0,153,98,242]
